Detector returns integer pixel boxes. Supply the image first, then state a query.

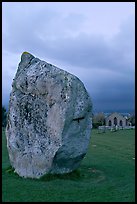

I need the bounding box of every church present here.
[105,112,130,128]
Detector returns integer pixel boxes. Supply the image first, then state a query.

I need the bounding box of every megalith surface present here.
[6,52,92,178]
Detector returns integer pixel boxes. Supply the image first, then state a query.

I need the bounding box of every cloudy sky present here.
[2,2,135,113]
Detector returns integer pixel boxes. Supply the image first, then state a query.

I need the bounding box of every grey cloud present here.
[62,12,86,30]
[3,4,134,75]
[46,21,134,73]
[84,69,134,113]
[92,85,134,112]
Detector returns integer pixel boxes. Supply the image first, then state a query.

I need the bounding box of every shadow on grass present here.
[4,166,82,181]
[40,169,81,182]
[4,165,105,183]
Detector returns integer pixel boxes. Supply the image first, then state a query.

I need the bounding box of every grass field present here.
[2,128,135,202]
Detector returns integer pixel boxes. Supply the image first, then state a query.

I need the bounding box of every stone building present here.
[105,112,130,128]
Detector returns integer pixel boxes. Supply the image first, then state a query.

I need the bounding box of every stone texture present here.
[6,52,92,178]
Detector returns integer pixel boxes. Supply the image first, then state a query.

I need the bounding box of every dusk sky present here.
[2,2,135,113]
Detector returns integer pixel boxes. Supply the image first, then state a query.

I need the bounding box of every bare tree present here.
[93,112,105,128]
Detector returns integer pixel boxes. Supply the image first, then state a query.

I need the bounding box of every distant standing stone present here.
[6,52,92,178]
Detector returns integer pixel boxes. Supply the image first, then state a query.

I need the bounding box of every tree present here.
[2,106,7,127]
[128,113,135,126]
[92,112,105,128]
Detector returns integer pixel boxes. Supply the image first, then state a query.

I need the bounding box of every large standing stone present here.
[6,52,92,178]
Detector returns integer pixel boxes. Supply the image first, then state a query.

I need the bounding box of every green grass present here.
[2,128,135,202]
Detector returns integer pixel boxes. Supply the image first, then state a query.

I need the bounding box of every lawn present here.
[2,128,135,202]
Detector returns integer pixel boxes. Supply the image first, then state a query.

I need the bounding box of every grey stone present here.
[6,52,92,178]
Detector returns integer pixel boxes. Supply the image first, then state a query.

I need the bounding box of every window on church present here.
[108,120,111,126]
[119,120,123,126]
[114,117,117,126]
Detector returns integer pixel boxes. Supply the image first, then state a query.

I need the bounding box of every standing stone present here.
[6,52,92,178]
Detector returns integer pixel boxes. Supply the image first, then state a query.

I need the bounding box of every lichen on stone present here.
[22,51,30,55]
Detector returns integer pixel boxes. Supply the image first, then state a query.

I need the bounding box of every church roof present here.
[105,112,130,119]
